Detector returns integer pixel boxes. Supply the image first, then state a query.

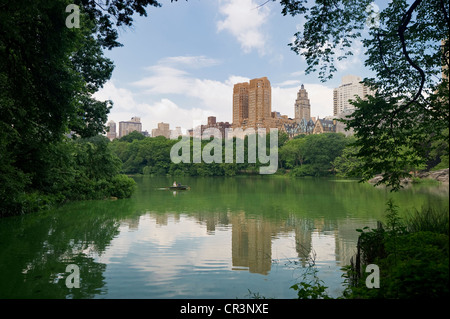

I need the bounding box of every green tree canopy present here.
[0,0,162,215]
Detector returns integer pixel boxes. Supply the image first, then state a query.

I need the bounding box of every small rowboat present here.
[168,185,190,190]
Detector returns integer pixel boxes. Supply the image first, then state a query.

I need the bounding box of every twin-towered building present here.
[233,77,272,129]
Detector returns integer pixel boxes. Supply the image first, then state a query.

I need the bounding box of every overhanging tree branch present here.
[396,0,425,111]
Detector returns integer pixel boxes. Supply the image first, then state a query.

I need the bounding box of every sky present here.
[93,0,374,134]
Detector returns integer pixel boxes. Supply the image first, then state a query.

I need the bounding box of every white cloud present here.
[335,39,363,71]
[217,0,270,55]
[272,83,334,119]
[274,79,302,87]
[95,55,335,134]
[225,75,250,86]
[131,56,233,127]
[94,81,213,133]
[158,56,221,69]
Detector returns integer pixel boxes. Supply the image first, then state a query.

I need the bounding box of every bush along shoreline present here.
[0,135,136,217]
[287,200,449,299]
[341,199,449,299]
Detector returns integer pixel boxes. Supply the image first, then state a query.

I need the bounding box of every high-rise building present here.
[106,120,117,141]
[118,117,142,138]
[232,77,272,129]
[294,84,311,121]
[233,82,249,127]
[248,77,271,127]
[333,75,374,116]
[152,122,171,138]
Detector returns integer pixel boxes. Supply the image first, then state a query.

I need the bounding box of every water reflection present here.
[111,210,371,279]
[0,176,447,299]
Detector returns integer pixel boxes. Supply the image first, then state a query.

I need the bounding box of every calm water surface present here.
[0,176,448,299]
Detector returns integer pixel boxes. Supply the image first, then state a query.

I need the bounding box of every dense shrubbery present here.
[0,135,136,217]
[342,200,449,299]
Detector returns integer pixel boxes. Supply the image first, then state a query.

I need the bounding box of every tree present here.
[277,0,449,190]
[279,138,306,169]
[119,130,146,142]
[331,140,365,178]
[0,0,164,215]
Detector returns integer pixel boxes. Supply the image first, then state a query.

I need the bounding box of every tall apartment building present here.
[248,77,271,127]
[233,82,249,127]
[333,75,373,116]
[232,77,271,129]
[294,84,311,121]
[118,117,142,138]
[106,120,117,141]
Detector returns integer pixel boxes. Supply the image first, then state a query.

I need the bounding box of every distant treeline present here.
[110,129,449,179]
[109,131,356,177]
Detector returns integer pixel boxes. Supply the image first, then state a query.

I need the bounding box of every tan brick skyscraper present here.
[233,82,249,127]
[248,77,271,127]
[233,77,272,130]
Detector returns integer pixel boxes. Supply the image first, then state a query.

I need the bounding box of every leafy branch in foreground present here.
[290,249,331,299]
[275,0,449,190]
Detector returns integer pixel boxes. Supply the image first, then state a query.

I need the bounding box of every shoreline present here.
[368,168,449,185]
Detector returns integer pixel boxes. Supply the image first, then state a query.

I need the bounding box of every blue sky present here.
[94,0,373,133]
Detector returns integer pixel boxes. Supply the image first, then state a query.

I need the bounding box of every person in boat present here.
[173,181,177,187]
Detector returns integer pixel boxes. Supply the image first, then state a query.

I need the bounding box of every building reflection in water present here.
[139,210,370,276]
[231,212,272,275]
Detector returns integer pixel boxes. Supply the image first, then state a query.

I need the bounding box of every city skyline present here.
[93,0,374,133]
[107,74,362,139]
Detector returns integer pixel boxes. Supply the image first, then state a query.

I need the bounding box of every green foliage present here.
[382,231,449,298]
[108,174,137,199]
[405,207,449,235]
[343,200,449,299]
[290,251,331,299]
[110,132,352,178]
[290,281,330,300]
[119,131,146,143]
[0,135,136,216]
[282,133,350,176]
[1,0,157,216]
[432,155,449,170]
[47,136,135,202]
[278,138,306,169]
[343,95,441,190]
[429,128,449,170]
[278,0,449,190]
[331,138,365,178]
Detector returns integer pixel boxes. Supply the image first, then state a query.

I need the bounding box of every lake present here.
[0,176,448,299]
